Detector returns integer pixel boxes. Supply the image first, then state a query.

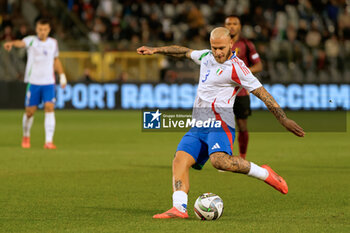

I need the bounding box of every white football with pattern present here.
[194,193,224,220]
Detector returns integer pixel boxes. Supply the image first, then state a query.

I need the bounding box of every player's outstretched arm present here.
[251,86,305,137]
[137,45,193,58]
[3,40,26,51]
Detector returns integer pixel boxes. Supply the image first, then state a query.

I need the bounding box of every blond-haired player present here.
[137,27,304,219]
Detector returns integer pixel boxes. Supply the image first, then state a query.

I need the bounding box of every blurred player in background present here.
[225,15,263,159]
[3,19,67,149]
[137,27,304,219]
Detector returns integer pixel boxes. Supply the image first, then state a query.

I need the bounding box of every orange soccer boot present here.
[44,142,57,149]
[153,207,188,219]
[21,136,30,148]
[261,165,288,194]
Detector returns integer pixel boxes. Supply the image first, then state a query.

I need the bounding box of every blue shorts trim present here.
[176,126,235,170]
[25,84,56,107]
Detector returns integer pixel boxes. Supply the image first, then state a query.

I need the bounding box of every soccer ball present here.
[194,193,224,220]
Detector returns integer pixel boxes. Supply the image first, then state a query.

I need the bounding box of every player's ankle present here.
[173,204,187,213]
[173,191,188,213]
[247,162,269,180]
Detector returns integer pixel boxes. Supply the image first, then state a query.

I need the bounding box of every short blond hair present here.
[210,27,230,40]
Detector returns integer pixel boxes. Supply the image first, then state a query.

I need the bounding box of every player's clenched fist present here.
[137,46,156,55]
[3,42,13,51]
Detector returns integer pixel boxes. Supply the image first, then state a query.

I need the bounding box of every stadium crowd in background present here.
[1,0,349,82]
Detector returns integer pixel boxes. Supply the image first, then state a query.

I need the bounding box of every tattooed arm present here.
[137,45,193,59]
[251,86,305,137]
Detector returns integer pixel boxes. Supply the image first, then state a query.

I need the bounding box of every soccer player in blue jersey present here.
[4,19,67,149]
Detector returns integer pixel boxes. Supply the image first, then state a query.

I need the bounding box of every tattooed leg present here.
[209,152,251,174]
[172,151,196,193]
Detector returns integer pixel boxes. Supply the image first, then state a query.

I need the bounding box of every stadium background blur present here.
[1,1,350,232]
[1,0,349,85]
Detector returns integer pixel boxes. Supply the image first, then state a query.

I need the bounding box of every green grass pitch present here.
[0,110,349,233]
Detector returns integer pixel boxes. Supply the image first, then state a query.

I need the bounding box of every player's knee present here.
[210,152,229,170]
[44,102,55,112]
[173,154,181,167]
[26,111,34,118]
[239,125,248,132]
[25,109,35,118]
[238,128,248,133]
[173,151,194,168]
[236,119,248,132]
